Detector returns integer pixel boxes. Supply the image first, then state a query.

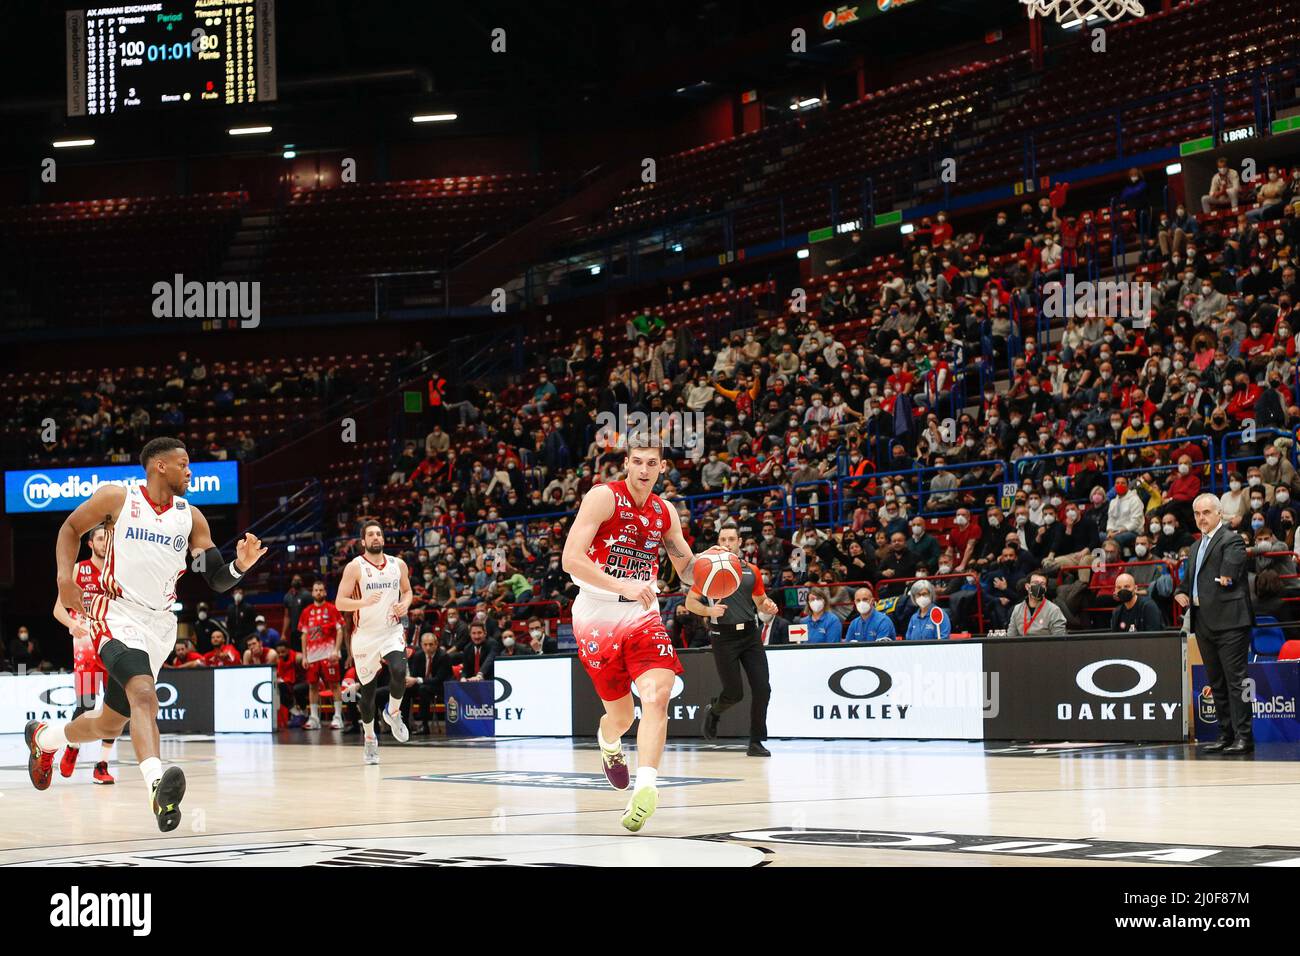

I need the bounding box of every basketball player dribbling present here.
[29,437,267,832]
[49,524,117,785]
[334,521,413,765]
[561,439,697,832]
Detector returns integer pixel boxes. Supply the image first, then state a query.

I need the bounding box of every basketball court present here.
[4,733,1299,867]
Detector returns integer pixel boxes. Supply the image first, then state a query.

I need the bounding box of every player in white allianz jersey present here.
[334,521,413,764]
[29,437,267,833]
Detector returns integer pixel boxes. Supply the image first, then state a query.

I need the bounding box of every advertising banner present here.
[444,680,495,737]
[5,461,240,514]
[983,634,1187,742]
[494,657,573,736]
[1192,662,1300,742]
[569,649,752,739]
[765,642,986,739]
[0,666,274,735]
[214,666,276,732]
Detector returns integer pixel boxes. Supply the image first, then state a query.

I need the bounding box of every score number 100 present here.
[121,32,220,63]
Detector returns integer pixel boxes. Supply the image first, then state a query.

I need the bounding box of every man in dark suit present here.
[454,622,500,681]
[1175,494,1255,754]
[409,632,455,733]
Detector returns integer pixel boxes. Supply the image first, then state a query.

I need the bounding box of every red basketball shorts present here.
[572,590,682,701]
[306,658,341,686]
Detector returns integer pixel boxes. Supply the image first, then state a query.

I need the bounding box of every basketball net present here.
[1020,0,1145,22]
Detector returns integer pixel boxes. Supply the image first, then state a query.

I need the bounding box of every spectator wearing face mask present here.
[252,614,281,649]
[226,587,258,645]
[1110,573,1164,632]
[1153,514,1193,557]
[1260,444,1298,493]
[1040,503,1101,573]
[949,507,982,572]
[845,586,896,643]
[1106,479,1144,551]
[1164,454,1202,528]
[193,601,227,649]
[907,518,941,570]
[801,588,843,643]
[1202,157,1242,214]
[1265,485,1299,535]
[877,532,920,597]
[1005,572,1068,637]
[1219,472,1250,529]
[903,580,951,640]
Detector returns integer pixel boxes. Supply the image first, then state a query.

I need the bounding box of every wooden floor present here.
[3,731,1299,867]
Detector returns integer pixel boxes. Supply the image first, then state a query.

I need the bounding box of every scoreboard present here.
[66,1,277,117]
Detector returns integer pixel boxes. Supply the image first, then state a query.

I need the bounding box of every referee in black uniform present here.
[687,522,777,757]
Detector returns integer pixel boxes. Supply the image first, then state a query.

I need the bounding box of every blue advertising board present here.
[444,680,495,737]
[5,461,240,514]
[1193,662,1300,742]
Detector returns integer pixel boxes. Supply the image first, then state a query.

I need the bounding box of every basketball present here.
[692,548,744,599]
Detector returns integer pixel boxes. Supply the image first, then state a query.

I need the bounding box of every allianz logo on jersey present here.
[123,526,188,551]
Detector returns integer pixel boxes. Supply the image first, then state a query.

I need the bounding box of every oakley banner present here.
[983,634,1187,742]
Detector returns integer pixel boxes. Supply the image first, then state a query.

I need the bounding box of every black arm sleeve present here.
[197,547,246,593]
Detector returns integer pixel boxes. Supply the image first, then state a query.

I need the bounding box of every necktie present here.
[426,657,432,680]
[474,647,482,675]
[1192,531,1210,603]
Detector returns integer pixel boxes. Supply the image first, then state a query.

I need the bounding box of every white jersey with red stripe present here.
[570,479,667,601]
[101,484,192,614]
[346,552,406,685]
[347,552,404,640]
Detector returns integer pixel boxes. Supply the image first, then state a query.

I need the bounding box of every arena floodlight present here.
[283,150,297,159]
[52,138,95,148]
[796,248,810,259]
[412,112,458,123]
[1165,162,1183,175]
[228,125,273,136]
[590,265,602,275]
[670,242,683,253]
[900,223,915,235]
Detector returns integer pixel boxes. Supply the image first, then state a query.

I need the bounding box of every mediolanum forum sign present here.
[4,461,239,514]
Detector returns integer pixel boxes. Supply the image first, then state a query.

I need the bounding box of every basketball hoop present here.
[1021,0,1145,23]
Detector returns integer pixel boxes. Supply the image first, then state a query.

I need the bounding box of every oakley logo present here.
[1075,660,1158,698]
[39,686,79,708]
[827,666,893,700]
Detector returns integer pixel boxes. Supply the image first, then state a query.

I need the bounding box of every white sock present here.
[635,767,657,791]
[139,756,163,793]
[386,697,401,716]
[362,719,376,741]
[310,703,320,720]
[35,723,68,752]
[597,728,621,753]
[100,741,114,761]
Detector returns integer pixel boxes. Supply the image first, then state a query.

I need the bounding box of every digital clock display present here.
[66,1,277,117]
